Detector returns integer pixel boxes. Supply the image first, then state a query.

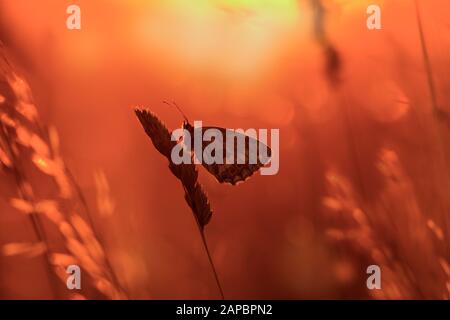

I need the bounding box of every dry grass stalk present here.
[414,0,450,161]
[309,0,341,85]
[414,0,439,115]
[94,170,116,217]
[323,149,449,299]
[135,108,223,298]
[0,45,126,299]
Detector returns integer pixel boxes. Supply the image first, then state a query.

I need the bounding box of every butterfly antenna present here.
[163,100,190,123]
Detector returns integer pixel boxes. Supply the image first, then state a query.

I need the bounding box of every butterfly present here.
[165,102,272,185]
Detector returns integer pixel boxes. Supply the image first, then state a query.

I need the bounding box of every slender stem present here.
[414,0,450,235]
[0,124,59,298]
[187,190,224,299]
[65,168,127,297]
[414,0,438,112]
[199,230,225,299]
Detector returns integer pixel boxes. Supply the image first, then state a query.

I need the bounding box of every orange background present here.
[0,0,449,299]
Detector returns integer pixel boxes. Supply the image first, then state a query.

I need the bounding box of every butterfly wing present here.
[193,127,271,185]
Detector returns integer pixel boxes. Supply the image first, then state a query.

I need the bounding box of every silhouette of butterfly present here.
[165,101,271,185]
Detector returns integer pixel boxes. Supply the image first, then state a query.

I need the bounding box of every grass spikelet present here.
[94,170,115,217]
[135,108,222,298]
[0,144,12,167]
[135,109,213,228]
[10,198,34,213]
[322,148,449,299]
[3,242,47,258]
[0,44,126,299]
[50,253,78,266]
